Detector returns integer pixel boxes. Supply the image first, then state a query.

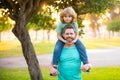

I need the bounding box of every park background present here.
[0,0,120,80]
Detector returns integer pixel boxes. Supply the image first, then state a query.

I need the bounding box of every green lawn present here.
[0,40,55,57]
[0,38,120,57]
[0,66,120,80]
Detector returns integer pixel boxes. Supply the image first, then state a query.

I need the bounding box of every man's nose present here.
[68,34,71,36]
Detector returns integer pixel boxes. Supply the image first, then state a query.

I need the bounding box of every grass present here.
[0,66,120,80]
[82,38,120,49]
[0,40,55,57]
[0,40,22,57]
[0,68,30,80]
[0,38,120,57]
[82,66,120,80]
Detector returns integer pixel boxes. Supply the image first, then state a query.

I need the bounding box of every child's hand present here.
[71,40,76,44]
[64,40,71,44]
[65,40,75,45]
[64,40,68,44]
[67,40,76,45]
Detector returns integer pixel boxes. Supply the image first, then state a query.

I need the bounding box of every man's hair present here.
[62,24,76,34]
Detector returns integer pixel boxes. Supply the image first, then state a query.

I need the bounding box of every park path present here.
[0,47,120,68]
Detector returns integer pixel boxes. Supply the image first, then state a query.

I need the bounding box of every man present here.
[49,24,92,80]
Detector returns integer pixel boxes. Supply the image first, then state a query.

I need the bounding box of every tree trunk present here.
[42,30,45,40]
[12,18,43,80]
[47,30,50,41]
[0,32,1,42]
[35,30,38,40]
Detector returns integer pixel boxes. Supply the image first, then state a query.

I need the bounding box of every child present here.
[52,7,89,69]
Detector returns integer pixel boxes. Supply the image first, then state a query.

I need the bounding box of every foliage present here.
[77,18,85,36]
[107,16,120,32]
[0,0,43,23]
[27,9,56,40]
[28,10,56,31]
[0,9,13,32]
[47,0,119,15]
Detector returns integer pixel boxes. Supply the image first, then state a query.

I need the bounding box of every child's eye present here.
[64,16,67,17]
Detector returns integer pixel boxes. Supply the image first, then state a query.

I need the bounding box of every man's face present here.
[63,28,76,42]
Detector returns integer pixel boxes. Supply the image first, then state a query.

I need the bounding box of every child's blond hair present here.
[60,7,77,23]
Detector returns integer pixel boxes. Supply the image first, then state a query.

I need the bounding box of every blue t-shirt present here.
[56,22,79,34]
[58,45,82,80]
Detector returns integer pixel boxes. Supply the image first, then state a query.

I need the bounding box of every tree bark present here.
[12,17,43,80]
[0,32,1,42]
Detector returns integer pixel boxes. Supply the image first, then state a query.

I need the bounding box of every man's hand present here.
[81,63,92,72]
[50,67,58,76]
[49,64,58,76]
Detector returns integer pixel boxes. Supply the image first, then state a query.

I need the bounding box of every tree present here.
[0,0,44,80]
[106,5,120,38]
[107,16,120,32]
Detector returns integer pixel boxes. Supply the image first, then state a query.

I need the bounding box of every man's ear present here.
[75,33,77,37]
[62,34,64,38]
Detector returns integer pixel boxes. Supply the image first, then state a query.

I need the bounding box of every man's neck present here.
[64,44,74,48]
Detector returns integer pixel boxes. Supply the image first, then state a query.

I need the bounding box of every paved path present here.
[0,47,120,68]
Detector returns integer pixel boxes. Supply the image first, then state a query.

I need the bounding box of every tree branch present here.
[19,0,28,13]
[0,0,20,20]
[25,0,33,18]
[26,0,41,23]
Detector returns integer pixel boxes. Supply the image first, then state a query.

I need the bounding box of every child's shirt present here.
[56,22,79,35]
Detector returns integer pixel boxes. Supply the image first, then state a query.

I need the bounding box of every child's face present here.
[63,14,72,23]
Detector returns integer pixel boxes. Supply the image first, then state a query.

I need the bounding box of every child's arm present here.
[71,22,79,43]
[57,33,67,43]
[71,32,79,44]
